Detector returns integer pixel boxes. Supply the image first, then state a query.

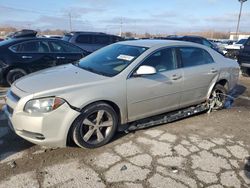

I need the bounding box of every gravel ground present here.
[0,77,250,188]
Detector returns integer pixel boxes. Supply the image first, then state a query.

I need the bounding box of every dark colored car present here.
[62,31,123,53]
[0,37,87,85]
[164,35,223,54]
[5,29,38,40]
[238,37,250,76]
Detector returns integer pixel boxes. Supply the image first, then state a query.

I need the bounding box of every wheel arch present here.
[66,100,122,146]
[206,77,229,100]
[216,79,229,90]
[3,65,29,78]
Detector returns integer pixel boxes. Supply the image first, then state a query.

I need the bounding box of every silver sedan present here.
[4,40,240,148]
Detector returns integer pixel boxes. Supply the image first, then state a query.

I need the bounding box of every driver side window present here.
[141,48,177,72]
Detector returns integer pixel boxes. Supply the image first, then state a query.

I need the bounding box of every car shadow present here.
[225,84,247,108]
[0,118,34,163]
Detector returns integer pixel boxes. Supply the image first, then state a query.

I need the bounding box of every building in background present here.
[229,32,250,40]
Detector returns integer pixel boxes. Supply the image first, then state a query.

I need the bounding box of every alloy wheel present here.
[209,89,225,110]
[80,110,113,144]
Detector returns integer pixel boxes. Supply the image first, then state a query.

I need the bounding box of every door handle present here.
[56,56,65,59]
[210,68,218,73]
[171,74,182,80]
[22,56,32,59]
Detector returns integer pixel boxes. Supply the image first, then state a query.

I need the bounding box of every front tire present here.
[72,102,118,148]
[6,68,27,86]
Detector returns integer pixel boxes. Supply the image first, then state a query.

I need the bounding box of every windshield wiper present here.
[72,61,80,67]
[82,66,112,77]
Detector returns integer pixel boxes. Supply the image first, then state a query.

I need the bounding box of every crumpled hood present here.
[14,64,107,94]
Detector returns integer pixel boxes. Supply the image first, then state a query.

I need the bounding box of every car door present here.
[126,48,183,122]
[240,38,250,62]
[10,40,56,71]
[177,47,219,108]
[49,40,84,65]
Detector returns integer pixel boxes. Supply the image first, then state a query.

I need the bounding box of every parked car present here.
[0,37,87,85]
[62,31,123,53]
[164,35,223,54]
[212,40,234,55]
[224,38,248,59]
[5,29,38,40]
[238,37,250,76]
[4,40,239,148]
[41,35,63,39]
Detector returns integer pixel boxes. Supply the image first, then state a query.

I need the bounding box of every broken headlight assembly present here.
[24,97,65,113]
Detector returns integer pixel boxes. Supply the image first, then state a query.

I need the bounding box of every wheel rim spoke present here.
[215,99,223,107]
[99,120,113,127]
[96,128,104,141]
[83,118,95,126]
[96,110,105,125]
[81,109,114,144]
[83,128,95,142]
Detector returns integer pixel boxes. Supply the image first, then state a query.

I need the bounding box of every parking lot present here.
[0,76,249,188]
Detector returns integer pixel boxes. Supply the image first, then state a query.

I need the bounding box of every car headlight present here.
[24,97,65,113]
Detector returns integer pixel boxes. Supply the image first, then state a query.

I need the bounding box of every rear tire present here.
[71,102,118,148]
[208,84,227,110]
[6,68,27,86]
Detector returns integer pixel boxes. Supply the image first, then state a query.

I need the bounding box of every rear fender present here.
[206,75,219,100]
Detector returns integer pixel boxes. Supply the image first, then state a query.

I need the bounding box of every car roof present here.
[65,31,107,35]
[183,35,205,39]
[64,32,122,37]
[0,37,65,46]
[166,35,205,39]
[117,39,200,48]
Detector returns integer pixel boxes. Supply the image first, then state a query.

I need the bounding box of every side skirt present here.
[120,103,209,132]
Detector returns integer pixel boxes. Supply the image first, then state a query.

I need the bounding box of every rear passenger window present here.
[184,38,203,44]
[111,36,122,43]
[93,35,110,44]
[10,41,50,53]
[50,41,82,53]
[202,40,213,48]
[179,47,214,68]
[76,35,92,44]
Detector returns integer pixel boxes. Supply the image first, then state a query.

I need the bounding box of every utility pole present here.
[69,12,72,31]
[236,0,247,40]
[119,17,123,37]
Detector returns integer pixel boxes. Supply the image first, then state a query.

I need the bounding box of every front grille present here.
[6,105,13,115]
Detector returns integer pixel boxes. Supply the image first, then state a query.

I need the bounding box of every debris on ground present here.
[7,161,17,168]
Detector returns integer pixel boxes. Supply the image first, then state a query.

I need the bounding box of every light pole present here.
[235,0,247,40]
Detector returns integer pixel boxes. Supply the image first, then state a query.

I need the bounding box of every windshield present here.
[77,44,148,77]
[0,39,15,46]
[236,39,247,44]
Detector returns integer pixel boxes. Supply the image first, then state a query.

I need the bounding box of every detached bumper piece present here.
[128,103,209,131]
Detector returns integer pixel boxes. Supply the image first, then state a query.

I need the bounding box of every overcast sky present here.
[0,0,250,34]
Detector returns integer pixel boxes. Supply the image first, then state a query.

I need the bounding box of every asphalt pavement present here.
[0,77,250,188]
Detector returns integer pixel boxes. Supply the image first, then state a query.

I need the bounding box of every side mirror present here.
[135,65,157,76]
